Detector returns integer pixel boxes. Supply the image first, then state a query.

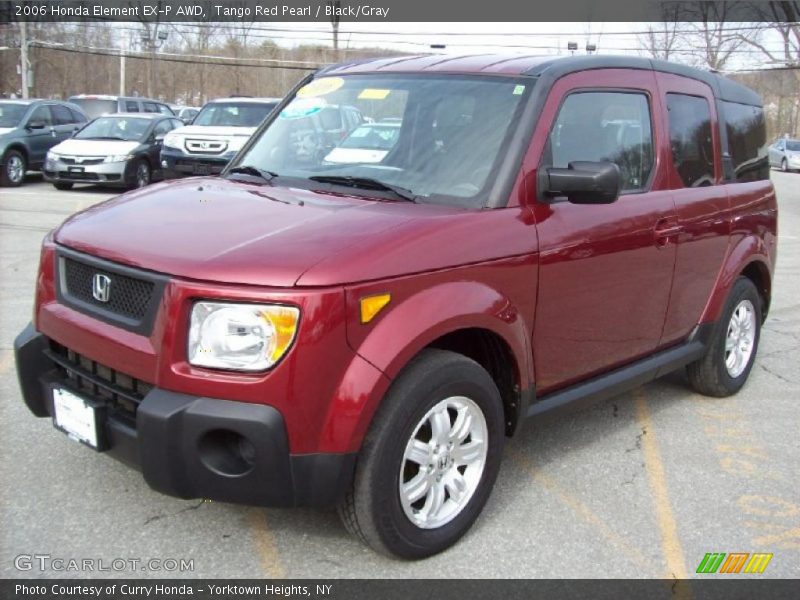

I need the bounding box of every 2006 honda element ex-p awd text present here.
[15,55,777,559]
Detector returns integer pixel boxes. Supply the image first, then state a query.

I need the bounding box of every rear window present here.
[69,98,117,120]
[666,94,715,188]
[722,101,768,182]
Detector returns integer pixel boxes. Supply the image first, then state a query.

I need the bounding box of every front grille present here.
[57,171,99,180]
[61,157,104,165]
[185,139,227,154]
[47,340,152,425]
[63,257,154,320]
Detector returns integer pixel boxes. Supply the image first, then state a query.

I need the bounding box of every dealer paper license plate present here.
[52,387,100,449]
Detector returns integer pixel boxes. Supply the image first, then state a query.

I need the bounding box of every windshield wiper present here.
[226,165,279,183]
[83,136,127,141]
[308,175,417,203]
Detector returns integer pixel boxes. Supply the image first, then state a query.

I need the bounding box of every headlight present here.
[163,133,182,149]
[46,151,60,161]
[188,302,300,371]
[104,154,133,163]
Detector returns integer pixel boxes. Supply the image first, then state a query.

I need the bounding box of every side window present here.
[125,100,140,112]
[722,101,769,182]
[51,104,74,125]
[153,120,172,137]
[171,119,183,129]
[68,108,87,123]
[142,102,158,113]
[27,105,53,126]
[666,93,715,187]
[158,104,173,115]
[548,91,654,191]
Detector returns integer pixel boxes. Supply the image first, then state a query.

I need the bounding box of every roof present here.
[320,53,761,106]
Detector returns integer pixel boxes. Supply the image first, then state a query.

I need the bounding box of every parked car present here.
[0,99,88,186]
[160,97,280,178]
[14,55,777,559]
[176,106,199,124]
[768,137,800,172]
[67,95,174,120]
[44,113,184,190]
[324,122,400,164]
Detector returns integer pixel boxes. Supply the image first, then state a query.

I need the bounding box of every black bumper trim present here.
[14,325,356,508]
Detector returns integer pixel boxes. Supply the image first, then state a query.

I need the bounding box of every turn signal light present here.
[360,294,391,324]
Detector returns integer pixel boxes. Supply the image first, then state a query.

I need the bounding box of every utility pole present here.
[119,34,126,96]
[20,20,29,99]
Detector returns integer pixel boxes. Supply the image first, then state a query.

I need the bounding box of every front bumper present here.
[14,323,355,507]
[43,158,130,186]
[161,147,235,177]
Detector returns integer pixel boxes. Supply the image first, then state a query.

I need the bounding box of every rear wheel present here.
[53,182,73,191]
[687,277,761,397]
[1,150,26,186]
[781,158,788,172]
[338,349,505,559]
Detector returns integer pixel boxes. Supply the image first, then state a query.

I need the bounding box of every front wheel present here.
[129,160,151,190]
[338,349,505,559]
[1,150,26,186]
[687,277,762,397]
[781,158,788,172]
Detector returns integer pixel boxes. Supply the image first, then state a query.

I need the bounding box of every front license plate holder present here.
[67,166,85,173]
[51,386,107,451]
[192,163,211,175]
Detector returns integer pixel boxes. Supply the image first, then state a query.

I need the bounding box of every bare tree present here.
[637,4,689,61]
[680,3,747,70]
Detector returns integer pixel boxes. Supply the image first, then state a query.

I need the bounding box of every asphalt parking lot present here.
[0,173,798,579]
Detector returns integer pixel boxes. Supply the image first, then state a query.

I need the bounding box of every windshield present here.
[193,102,277,127]
[69,98,117,120]
[787,140,800,152]
[75,116,150,141]
[0,103,29,128]
[232,75,530,207]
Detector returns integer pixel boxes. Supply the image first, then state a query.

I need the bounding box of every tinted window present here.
[667,94,715,187]
[786,140,800,152]
[548,92,654,191]
[68,107,88,123]
[125,100,140,112]
[153,120,172,136]
[51,104,74,125]
[142,102,158,113]
[723,101,768,182]
[28,105,53,126]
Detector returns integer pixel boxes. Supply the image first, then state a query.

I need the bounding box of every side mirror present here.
[26,120,46,130]
[542,161,621,204]
[154,134,165,143]
[181,116,193,125]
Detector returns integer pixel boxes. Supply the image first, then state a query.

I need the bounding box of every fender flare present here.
[320,281,533,452]
[700,234,772,325]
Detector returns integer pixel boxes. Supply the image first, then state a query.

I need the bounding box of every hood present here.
[54,178,533,288]
[171,125,255,138]
[53,139,140,156]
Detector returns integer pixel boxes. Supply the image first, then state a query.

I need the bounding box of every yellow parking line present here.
[511,448,661,576]
[633,389,689,581]
[248,508,286,578]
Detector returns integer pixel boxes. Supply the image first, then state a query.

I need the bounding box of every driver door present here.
[24,105,56,167]
[529,69,678,393]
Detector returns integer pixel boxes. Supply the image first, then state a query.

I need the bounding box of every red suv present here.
[14,55,777,559]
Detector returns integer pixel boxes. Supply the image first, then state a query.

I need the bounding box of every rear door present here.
[529,69,678,392]
[655,73,730,345]
[49,104,79,142]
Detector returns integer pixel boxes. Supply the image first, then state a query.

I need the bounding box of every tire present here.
[687,277,762,397]
[338,348,505,559]
[130,159,151,190]
[1,149,26,187]
[781,158,788,172]
[53,182,73,191]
